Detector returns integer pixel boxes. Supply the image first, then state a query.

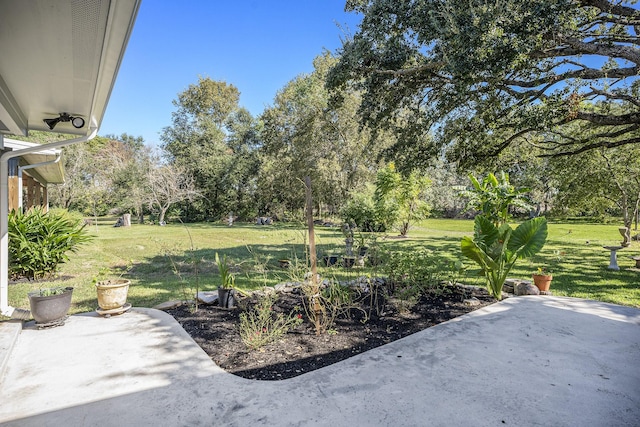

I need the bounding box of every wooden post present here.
[7,158,19,212]
[305,176,317,287]
[122,213,131,227]
[26,176,36,210]
[42,185,48,212]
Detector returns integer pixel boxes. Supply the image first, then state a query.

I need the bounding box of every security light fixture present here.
[43,113,85,130]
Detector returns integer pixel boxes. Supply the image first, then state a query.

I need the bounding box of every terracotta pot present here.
[532,274,552,292]
[96,279,130,310]
[28,287,74,325]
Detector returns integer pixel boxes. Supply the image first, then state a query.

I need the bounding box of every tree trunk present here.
[122,213,131,227]
[159,209,167,224]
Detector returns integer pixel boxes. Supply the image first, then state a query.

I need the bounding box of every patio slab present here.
[1,296,639,426]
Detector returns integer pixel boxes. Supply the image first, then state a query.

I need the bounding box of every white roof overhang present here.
[3,138,64,184]
[0,0,141,137]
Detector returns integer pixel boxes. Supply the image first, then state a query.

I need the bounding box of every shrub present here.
[380,248,464,312]
[381,248,462,289]
[239,293,303,350]
[340,185,386,232]
[8,207,93,280]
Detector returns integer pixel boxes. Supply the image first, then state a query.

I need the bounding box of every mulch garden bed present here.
[167,282,496,380]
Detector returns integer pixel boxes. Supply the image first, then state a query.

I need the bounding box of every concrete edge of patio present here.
[1,295,640,426]
[0,320,21,380]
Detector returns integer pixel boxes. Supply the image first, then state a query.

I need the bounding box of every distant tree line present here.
[25,0,640,229]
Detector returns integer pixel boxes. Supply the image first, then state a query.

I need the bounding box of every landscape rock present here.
[503,278,520,293]
[153,300,184,310]
[514,281,540,296]
[464,297,481,306]
[196,291,219,305]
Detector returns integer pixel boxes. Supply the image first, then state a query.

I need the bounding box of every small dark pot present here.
[279,259,290,269]
[358,247,369,257]
[323,255,338,266]
[218,288,235,308]
[28,287,74,325]
[343,256,356,268]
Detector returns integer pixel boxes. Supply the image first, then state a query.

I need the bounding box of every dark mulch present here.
[167,284,496,381]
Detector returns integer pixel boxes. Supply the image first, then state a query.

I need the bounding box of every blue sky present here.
[99,1,362,146]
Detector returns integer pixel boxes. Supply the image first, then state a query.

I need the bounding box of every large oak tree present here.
[328,0,640,166]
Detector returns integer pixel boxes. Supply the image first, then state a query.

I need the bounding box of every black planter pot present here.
[343,256,356,268]
[323,255,338,266]
[218,288,235,308]
[279,259,290,269]
[28,287,74,326]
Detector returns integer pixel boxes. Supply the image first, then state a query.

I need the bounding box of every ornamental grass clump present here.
[239,293,303,350]
[8,207,93,280]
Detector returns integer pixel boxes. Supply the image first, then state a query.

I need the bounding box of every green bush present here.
[380,248,464,312]
[340,186,386,232]
[381,248,462,289]
[8,207,93,280]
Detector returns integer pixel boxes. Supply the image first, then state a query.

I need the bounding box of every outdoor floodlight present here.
[43,112,85,130]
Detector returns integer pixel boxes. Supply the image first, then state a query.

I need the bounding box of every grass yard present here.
[6,218,640,315]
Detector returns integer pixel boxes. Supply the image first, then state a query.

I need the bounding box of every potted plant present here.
[323,254,339,267]
[356,231,369,257]
[342,256,356,268]
[95,262,133,315]
[532,267,553,292]
[28,286,74,327]
[278,259,291,269]
[216,252,236,308]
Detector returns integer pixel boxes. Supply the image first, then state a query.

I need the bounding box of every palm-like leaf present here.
[508,217,548,258]
[473,215,499,249]
[461,236,499,272]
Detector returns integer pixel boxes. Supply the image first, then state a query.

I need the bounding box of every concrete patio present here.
[1,295,639,426]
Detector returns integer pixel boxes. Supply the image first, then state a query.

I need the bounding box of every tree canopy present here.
[328,0,640,167]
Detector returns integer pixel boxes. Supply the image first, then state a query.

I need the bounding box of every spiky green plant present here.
[8,207,93,279]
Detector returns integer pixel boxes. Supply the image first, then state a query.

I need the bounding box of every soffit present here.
[0,0,141,136]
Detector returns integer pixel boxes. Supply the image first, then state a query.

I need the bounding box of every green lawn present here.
[6,218,639,315]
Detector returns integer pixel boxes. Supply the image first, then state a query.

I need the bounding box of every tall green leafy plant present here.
[215,252,234,289]
[8,207,93,279]
[460,171,532,226]
[461,216,548,299]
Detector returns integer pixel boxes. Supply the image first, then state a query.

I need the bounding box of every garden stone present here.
[260,287,276,295]
[464,297,481,306]
[275,283,297,293]
[196,291,219,305]
[503,278,522,294]
[514,281,540,296]
[153,300,184,310]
